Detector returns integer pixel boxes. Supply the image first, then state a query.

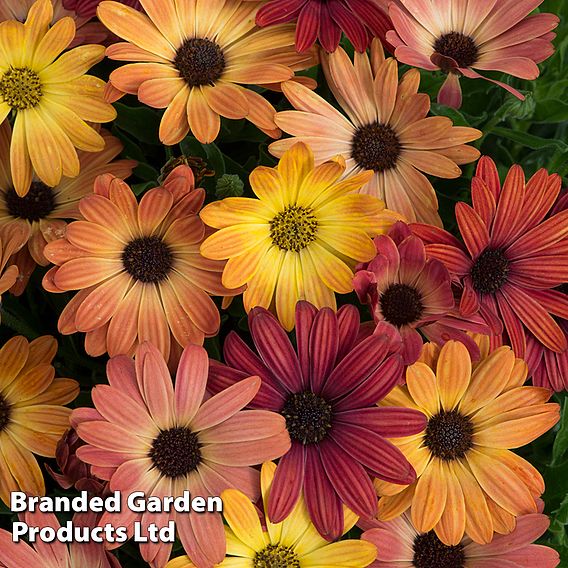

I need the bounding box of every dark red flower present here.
[63,0,141,19]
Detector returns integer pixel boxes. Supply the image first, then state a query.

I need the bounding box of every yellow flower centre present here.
[149,427,202,479]
[270,205,318,252]
[254,544,300,568]
[0,67,42,110]
[0,394,12,432]
[424,410,473,461]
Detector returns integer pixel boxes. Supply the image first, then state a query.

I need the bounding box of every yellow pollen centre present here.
[253,544,300,568]
[0,67,42,110]
[270,205,318,252]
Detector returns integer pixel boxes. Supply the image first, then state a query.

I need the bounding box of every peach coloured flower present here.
[0,225,28,314]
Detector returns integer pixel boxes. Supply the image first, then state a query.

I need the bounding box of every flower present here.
[72,342,290,567]
[200,142,397,330]
[354,221,490,365]
[0,122,136,294]
[208,301,426,540]
[97,0,317,145]
[0,225,28,314]
[166,462,378,568]
[360,510,560,568]
[270,40,481,226]
[43,166,234,360]
[63,0,141,18]
[0,0,117,196]
[0,511,122,568]
[0,335,79,505]
[412,156,568,367]
[375,340,560,546]
[251,0,392,53]
[386,0,559,108]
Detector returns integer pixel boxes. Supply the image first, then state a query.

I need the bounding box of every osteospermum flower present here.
[97,0,317,145]
[270,40,481,226]
[250,0,392,53]
[0,225,27,314]
[413,156,568,366]
[0,335,79,505]
[200,142,397,330]
[354,221,490,365]
[167,462,378,568]
[375,340,559,546]
[72,342,290,568]
[43,167,233,360]
[0,122,135,294]
[360,511,560,568]
[63,0,141,18]
[0,0,117,196]
[387,0,559,108]
[208,302,426,540]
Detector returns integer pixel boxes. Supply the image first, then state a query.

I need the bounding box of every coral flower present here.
[0,335,79,505]
[270,40,481,226]
[0,0,117,196]
[167,462,378,568]
[387,0,559,108]
[72,342,290,568]
[354,221,490,365]
[360,511,560,568]
[43,167,234,360]
[208,301,426,540]
[375,340,560,546]
[0,122,135,294]
[412,156,568,366]
[97,0,317,145]
[250,0,392,53]
[200,142,397,330]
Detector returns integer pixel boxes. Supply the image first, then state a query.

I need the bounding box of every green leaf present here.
[429,103,471,126]
[534,99,568,123]
[490,127,568,151]
[553,397,568,466]
[114,103,162,145]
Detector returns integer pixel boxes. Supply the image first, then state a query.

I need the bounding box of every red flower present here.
[63,0,141,18]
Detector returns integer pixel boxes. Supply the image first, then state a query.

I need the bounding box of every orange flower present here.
[0,226,27,316]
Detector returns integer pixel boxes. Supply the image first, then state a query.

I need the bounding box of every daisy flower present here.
[0,225,28,314]
[354,221,490,365]
[97,0,317,145]
[167,462,378,568]
[43,166,234,360]
[387,0,559,108]
[375,340,559,546]
[360,510,559,568]
[0,122,136,295]
[208,301,426,540]
[0,335,79,505]
[72,342,290,567]
[270,40,481,226]
[0,0,117,196]
[251,0,392,53]
[63,0,141,18]
[200,142,398,330]
[412,156,568,366]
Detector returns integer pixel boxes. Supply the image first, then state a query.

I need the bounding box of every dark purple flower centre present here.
[254,544,300,568]
[174,38,226,87]
[351,122,401,172]
[433,32,479,69]
[149,427,202,479]
[281,392,333,445]
[470,248,510,295]
[122,235,173,283]
[5,181,55,221]
[0,395,11,432]
[413,531,466,568]
[380,283,424,327]
[424,410,473,461]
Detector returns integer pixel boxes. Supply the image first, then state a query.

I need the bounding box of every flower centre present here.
[122,236,173,284]
[470,248,510,295]
[174,38,226,87]
[380,283,424,327]
[0,395,12,432]
[424,410,473,461]
[433,32,479,69]
[413,531,466,568]
[281,392,333,445]
[4,181,56,221]
[270,205,318,252]
[253,544,300,568]
[0,67,42,110]
[351,122,401,172]
[149,427,202,479]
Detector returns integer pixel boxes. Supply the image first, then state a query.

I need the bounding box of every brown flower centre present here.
[270,205,318,252]
[122,236,173,284]
[413,531,466,568]
[174,38,226,87]
[433,32,479,69]
[470,248,510,295]
[4,181,56,221]
[351,122,401,172]
[149,427,202,479]
[254,544,300,568]
[424,410,473,461]
[0,67,42,110]
[0,395,12,432]
[281,392,332,445]
[380,283,424,327]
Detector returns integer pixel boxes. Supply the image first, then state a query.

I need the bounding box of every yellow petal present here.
[221,488,268,551]
[436,340,471,411]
